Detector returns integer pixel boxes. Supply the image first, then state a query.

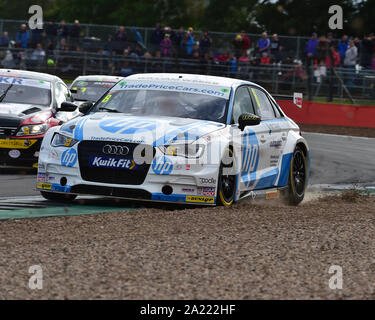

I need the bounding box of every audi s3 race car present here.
[37,73,310,206]
[70,75,122,106]
[0,69,80,168]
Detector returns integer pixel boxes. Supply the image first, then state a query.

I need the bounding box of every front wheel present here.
[284,146,308,206]
[217,148,237,207]
[40,191,77,202]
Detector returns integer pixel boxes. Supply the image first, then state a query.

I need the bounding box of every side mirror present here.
[58,102,78,112]
[70,87,78,94]
[79,101,93,114]
[238,113,261,131]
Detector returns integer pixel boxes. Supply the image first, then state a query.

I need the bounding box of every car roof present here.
[126,73,259,88]
[0,69,61,83]
[73,75,123,83]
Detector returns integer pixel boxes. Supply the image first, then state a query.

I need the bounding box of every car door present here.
[230,86,268,192]
[249,87,284,190]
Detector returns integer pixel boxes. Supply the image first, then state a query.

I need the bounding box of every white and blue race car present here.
[37,73,310,206]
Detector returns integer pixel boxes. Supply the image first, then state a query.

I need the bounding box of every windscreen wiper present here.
[0,84,14,103]
[98,107,121,113]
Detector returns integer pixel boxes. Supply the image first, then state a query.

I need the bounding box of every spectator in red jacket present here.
[240,30,250,56]
[325,44,341,68]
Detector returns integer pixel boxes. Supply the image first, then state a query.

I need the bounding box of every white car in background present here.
[37,73,310,206]
[0,69,79,168]
[70,75,122,106]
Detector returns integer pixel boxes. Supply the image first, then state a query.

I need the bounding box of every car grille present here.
[0,127,18,137]
[70,185,152,199]
[78,141,155,185]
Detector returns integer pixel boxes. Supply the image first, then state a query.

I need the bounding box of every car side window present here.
[270,98,282,118]
[250,88,276,120]
[232,86,256,124]
[55,83,70,107]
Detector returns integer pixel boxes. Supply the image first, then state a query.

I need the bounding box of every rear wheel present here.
[284,146,308,206]
[40,191,77,202]
[217,148,237,207]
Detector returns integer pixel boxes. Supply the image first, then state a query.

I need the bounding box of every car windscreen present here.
[0,79,51,106]
[71,80,115,102]
[94,89,229,123]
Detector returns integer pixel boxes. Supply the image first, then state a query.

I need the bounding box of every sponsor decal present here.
[0,76,51,89]
[186,196,215,204]
[50,150,58,160]
[152,156,173,175]
[197,187,216,197]
[266,190,280,200]
[90,136,145,144]
[270,140,283,148]
[114,80,230,99]
[270,155,280,167]
[37,173,47,182]
[0,139,37,149]
[8,149,21,159]
[199,178,217,185]
[100,118,157,135]
[89,156,137,170]
[61,149,78,167]
[181,188,196,194]
[37,183,52,190]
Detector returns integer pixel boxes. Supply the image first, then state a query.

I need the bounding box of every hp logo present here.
[102,145,130,156]
[61,149,78,167]
[152,157,173,175]
[100,119,157,135]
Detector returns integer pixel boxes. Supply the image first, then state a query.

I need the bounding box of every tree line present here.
[0,0,374,37]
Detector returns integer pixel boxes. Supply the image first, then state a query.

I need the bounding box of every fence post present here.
[83,52,87,75]
[296,36,301,60]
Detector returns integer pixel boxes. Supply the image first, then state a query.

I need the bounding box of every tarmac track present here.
[0,132,374,216]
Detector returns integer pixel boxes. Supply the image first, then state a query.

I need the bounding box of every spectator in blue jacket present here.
[338,35,348,66]
[0,32,9,47]
[305,32,318,59]
[257,32,271,56]
[16,24,29,49]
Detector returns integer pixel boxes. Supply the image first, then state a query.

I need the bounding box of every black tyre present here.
[217,148,237,207]
[40,191,77,202]
[284,146,308,206]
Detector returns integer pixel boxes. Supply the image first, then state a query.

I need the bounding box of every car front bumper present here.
[0,138,42,168]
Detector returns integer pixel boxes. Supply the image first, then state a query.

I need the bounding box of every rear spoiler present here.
[272,93,303,109]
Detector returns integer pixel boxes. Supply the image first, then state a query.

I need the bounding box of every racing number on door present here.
[242,144,259,172]
[241,131,260,188]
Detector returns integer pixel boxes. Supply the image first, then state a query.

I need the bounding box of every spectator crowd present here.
[0,20,375,84]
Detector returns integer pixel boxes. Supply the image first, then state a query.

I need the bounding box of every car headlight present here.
[159,143,205,158]
[51,133,79,148]
[16,124,48,136]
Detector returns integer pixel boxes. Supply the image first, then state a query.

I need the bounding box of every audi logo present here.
[102,145,130,156]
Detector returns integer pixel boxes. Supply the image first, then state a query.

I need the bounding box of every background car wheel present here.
[217,148,237,207]
[284,146,308,206]
[40,191,77,202]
